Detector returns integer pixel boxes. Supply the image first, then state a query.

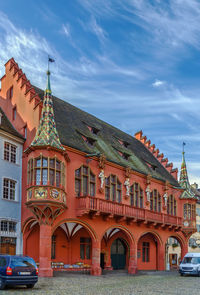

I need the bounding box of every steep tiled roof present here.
[0,106,24,140]
[179,151,196,199]
[31,72,64,151]
[32,86,180,187]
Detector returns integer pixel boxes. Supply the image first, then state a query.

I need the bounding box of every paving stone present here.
[1,271,200,295]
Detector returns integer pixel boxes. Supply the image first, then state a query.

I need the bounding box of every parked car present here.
[179,252,200,276]
[0,255,38,290]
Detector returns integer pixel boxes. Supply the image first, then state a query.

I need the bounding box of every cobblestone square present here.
[1,271,200,295]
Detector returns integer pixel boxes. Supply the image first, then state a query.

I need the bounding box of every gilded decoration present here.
[27,189,32,201]
[35,188,47,199]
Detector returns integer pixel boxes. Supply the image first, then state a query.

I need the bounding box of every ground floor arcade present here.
[22,217,189,277]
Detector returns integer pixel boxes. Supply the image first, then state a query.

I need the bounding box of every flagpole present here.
[48,55,50,72]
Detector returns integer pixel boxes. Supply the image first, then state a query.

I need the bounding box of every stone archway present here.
[165,234,185,270]
[101,225,136,273]
[52,221,95,269]
[137,231,163,271]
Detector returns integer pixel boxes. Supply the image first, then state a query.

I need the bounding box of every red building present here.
[0,58,197,277]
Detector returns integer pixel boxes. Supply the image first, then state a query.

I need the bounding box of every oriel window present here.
[27,156,65,187]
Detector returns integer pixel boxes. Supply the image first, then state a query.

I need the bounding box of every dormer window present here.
[145,161,157,171]
[81,135,95,147]
[87,125,99,135]
[6,86,13,99]
[118,139,129,148]
[117,150,129,161]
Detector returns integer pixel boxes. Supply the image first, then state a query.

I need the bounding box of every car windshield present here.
[182,257,200,264]
[10,257,36,268]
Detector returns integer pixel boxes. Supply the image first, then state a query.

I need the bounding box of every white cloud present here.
[90,16,107,44]
[62,23,70,37]
[152,79,165,87]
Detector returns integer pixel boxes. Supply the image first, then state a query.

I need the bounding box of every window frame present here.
[130,183,143,208]
[105,174,122,203]
[3,178,16,201]
[142,242,150,262]
[184,203,196,220]
[167,195,177,216]
[0,220,17,233]
[27,156,65,188]
[150,189,161,212]
[4,142,17,164]
[75,166,96,197]
[80,237,91,260]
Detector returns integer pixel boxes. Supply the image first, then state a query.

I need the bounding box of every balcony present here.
[76,196,183,229]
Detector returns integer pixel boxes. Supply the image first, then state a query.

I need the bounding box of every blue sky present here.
[0,0,200,185]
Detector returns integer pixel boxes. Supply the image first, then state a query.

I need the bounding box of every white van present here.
[179,252,200,276]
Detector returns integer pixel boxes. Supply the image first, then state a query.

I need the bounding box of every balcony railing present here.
[76,196,183,227]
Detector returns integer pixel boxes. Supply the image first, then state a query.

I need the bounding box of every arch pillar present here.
[91,240,102,276]
[181,243,188,261]
[39,223,53,277]
[128,242,137,274]
[157,243,165,271]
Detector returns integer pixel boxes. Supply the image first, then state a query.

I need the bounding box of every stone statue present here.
[145,185,151,203]
[124,178,130,196]
[163,192,168,207]
[99,169,105,189]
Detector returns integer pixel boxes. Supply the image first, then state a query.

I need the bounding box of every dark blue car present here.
[0,255,38,290]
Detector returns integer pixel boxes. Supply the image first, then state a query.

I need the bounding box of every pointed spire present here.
[45,70,51,95]
[30,64,64,151]
[179,143,190,190]
[179,143,195,199]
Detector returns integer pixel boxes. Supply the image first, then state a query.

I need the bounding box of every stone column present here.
[39,223,53,277]
[91,240,102,276]
[157,243,165,271]
[181,243,188,260]
[128,243,137,274]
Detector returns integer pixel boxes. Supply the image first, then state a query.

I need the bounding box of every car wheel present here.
[0,278,5,290]
[26,284,35,289]
[180,273,183,276]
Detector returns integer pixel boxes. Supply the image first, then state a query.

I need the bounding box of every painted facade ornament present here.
[124,178,130,197]
[99,169,105,191]
[51,189,60,200]
[35,188,47,199]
